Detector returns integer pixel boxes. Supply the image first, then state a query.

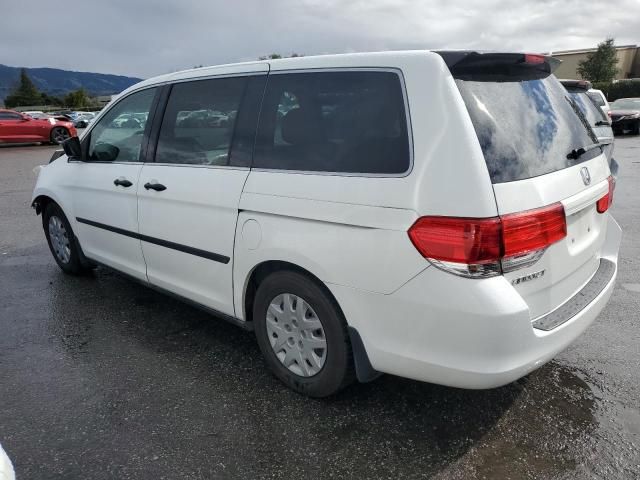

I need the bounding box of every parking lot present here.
[0,137,638,479]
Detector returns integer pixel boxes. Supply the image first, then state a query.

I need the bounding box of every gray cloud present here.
[1,0,638,78]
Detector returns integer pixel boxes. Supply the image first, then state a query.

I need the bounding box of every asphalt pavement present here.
[0,137,639,479]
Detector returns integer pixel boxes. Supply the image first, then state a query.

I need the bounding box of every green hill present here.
[0,64,141,103]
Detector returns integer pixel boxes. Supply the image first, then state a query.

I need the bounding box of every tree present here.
[63,89,90,108]
[258,53,303,60]
[41,92,64,107]
[4,69,44,108]
[577,38,619,83]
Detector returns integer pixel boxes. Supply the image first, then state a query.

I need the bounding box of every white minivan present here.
[32,51,621,397]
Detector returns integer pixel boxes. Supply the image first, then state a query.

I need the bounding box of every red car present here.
[0,109,77,145]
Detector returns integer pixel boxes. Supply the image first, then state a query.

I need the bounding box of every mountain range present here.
[0,64,142,103]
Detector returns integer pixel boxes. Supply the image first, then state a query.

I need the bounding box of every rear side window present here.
[254,71,410,174]
[155,77,246,166]
[456,76,600,183]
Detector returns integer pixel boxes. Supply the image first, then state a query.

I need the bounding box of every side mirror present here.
[92,143,120,162]
[62,137,82,160]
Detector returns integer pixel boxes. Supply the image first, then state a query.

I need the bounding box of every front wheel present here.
[254,271,355,397]
[50,127,70,145]
[632,121,640,135]
[43,203,90,275]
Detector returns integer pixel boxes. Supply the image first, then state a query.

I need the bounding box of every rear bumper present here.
[329,215,621,389]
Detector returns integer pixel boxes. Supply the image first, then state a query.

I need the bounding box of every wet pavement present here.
[1,138,639,479]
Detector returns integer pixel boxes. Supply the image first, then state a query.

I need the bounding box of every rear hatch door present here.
[449,53,613,319]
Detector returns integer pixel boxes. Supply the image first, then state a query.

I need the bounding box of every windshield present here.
[610,98,640,110]
[455,76,600,183]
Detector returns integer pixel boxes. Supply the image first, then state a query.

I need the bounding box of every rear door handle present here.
[113,177,133,187]
[144,182,167,192]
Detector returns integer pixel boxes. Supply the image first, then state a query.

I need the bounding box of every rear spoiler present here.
[435,51,561,81]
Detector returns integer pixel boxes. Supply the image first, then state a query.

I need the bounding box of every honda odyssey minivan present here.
[32,51,621,397]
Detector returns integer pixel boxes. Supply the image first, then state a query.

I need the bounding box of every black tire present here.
[632,121,640,135]
[50,127,70,145]
[43,203,90,275]
[253,270,355,397]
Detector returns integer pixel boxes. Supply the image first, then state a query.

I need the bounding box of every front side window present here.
[87,88,156,162]
[155,77,246,165]
[254,71,410,174]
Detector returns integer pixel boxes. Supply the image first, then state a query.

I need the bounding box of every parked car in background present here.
[560,79,616,171]
[0,109,77,145]
[32,51,620,397]
[0,443,15,480]
[609,98,640,135]
[23,111,49,120]
[587,88,611,118]
[74,112,96,128]
[109,112,144,129]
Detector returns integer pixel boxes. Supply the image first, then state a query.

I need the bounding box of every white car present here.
[587,88,611,118]
[32,51,621,397]
[0,444,14,480]
[23,110,49,120]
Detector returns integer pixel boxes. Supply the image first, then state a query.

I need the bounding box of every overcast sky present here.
[1,0,639,79]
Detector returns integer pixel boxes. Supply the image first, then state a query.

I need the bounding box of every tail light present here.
[523,53,545,65]
[408,203,567,278]
[597,175,615,213]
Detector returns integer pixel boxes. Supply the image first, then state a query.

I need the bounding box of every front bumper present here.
[329,215,621,389]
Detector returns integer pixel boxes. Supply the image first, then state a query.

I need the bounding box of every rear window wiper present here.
[594,121,610,126]
[566,143,603,160]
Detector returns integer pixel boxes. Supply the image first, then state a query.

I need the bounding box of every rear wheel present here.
[253,270,355,397]
[50,127,70,145]
[43,203,90,275]
[632,121,640,135]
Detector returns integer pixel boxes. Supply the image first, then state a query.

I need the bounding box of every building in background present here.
[550,44,640,80]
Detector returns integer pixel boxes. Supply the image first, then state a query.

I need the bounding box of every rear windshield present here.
[567,90,609,125]
[456,76,600,183]
[587,91,605,107]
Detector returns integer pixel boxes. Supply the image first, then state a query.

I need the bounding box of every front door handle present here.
[144,181,167,192]
[114,177,133,187]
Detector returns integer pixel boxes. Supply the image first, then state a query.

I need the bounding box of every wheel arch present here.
[35,195,93,269]
[242,260,334,324]
[32,193,57,215]
[241,259,380,383]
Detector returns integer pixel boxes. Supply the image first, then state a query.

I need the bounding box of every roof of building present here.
[549,45,638,56]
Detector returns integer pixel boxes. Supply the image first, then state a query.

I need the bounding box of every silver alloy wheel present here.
[48,215,71,264]
[266,293,328,377]
[51,127,70,144]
